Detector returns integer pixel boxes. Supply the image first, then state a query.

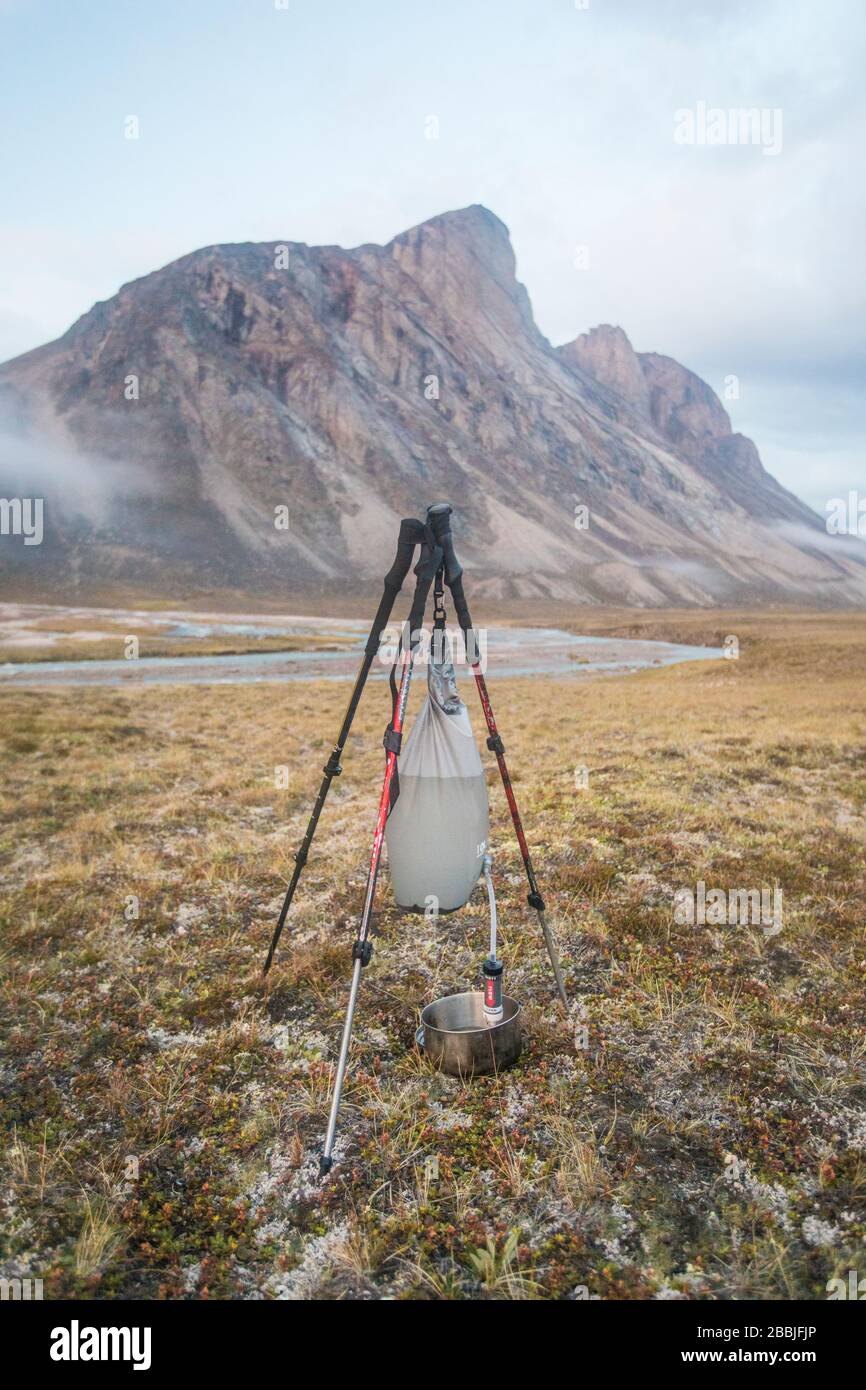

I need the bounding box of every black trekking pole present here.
[425,502,569,1010]
[263,516,427,975]
[320,528,443,1173]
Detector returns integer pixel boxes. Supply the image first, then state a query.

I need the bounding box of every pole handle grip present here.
[407,540,442,640]
[425,502,474,636]
[366,517,426,655]
[384,517,427,591]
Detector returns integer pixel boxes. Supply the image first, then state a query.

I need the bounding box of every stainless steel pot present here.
[416,991,522,1077]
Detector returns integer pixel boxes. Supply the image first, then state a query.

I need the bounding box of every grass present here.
[0,608,864,1299]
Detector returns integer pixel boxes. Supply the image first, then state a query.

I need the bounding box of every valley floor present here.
[1,610,864,1299]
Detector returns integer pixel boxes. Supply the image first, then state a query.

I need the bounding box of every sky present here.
[0,0,863,515]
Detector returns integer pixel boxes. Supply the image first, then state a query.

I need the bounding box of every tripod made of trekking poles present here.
[262,502,568,1175]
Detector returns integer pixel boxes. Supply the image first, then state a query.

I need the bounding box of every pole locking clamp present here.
[383,727,402,755]
[352,940,373,967]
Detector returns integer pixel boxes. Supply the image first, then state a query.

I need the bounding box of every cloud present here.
[774,519,866,564]
[0,411,157,525]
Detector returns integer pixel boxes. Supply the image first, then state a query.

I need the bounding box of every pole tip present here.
[319,1153,333,1177]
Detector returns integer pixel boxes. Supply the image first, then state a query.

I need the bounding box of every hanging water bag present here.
[385,653,489,912]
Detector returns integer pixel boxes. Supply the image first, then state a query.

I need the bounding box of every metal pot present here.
[416,991,522,1077]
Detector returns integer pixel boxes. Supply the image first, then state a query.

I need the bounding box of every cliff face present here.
[1,205,863,606]
[559,323,812,527]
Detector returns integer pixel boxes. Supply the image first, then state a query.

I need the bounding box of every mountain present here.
[1,204,863,606]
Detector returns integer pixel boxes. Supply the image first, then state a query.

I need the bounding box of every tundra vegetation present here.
[0,609,863,1299]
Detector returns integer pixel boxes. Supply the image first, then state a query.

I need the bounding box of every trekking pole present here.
[263,516,427,975]
[426,502,569,1010]
[320,529,443,1174]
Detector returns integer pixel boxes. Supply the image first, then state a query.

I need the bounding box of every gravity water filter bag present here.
[385,653,490,912]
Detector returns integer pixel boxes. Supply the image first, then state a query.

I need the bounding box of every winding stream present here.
[0,606,724,687]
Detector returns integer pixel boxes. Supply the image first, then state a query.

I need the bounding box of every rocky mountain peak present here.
[391,203,511,252]
[558,324,650,414]
[638,352,732,445]
[1,206,863,606]
[386,205,537,350]
[556,326,796,516]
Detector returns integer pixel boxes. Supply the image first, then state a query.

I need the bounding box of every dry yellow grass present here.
[0,608,864,1299]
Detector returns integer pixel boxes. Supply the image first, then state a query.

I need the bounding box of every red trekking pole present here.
[320,528,442,1174]
[425,503,569,1011]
